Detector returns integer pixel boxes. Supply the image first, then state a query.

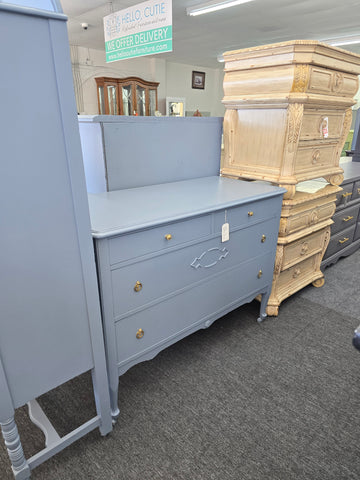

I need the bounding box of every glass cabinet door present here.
[149,89,157,116]
[136,85,146,116]
[98,86,105,114]
[122,85,133,116]
[106,85,118,115]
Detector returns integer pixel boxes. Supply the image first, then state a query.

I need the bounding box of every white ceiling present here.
[61,0,360,69]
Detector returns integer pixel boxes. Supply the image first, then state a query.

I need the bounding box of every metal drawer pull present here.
[261,235,266,243]
[248,211,254,217]
[342,192,352,198]
[339,237,350,244]
[165,234,172,240]
[134,281,143,292]
[257,270,262,278]
[136,328,144,339]
[343,216,354,222]
[358,188,360,194]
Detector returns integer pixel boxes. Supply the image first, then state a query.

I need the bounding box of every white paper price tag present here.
[222,222,229,242]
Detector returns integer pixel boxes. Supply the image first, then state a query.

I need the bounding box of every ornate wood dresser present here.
[89,177,285,420]
[221,40,360,198]
[322,161,360,267]
[220,40,360,315]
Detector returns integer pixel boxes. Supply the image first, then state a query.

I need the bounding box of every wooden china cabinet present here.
[95,76,159,116]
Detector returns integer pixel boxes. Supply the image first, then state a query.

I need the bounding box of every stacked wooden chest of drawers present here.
[322,161,360,267]
[221,40,360,315]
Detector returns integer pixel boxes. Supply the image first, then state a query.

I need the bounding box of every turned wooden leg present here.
[279,184,296,200]
[257,291,270,323]
[312,277,325,288]
[1,417,31,480]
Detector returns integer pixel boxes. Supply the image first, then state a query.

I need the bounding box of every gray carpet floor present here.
[1,251,360,479]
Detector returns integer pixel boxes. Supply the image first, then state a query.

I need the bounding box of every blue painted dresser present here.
[89,177,285,419]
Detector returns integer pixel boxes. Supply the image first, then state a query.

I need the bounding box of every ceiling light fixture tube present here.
[325,35,360,47]
[186,0,255,17]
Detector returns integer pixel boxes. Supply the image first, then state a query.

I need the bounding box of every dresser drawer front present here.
[108,214,212,264]
[307,66,358,97]
[115,255,272,364]
[352,180,360,201]
[111,219,278,317]
[281,229,326,270]
[300,110,344,141]
[275,255,318,296]
[295,143,337,175]
[279,203,336,236]
[336,183,354,206]
[324,224,356,259]
[213,197,279,233]
[331,204,360,235]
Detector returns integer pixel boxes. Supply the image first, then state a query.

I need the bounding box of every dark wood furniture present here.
[95,76,159,116]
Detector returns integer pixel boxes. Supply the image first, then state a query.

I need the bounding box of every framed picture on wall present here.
[192,71,205,89]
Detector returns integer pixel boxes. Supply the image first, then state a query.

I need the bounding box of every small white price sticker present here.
[222,222,229,242]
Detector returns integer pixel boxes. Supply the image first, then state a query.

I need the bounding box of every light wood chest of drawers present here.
[221,40,360,199]
[89,177,284,419]
[266,182,341,316]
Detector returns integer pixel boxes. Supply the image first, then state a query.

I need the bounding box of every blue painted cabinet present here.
[89,176,285,419]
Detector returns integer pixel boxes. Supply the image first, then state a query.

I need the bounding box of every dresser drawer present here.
[111,218,277,317]
[307,66,358,97]
[331,204,360,235]
[352,180,360,201]
[281,229,326,271]
[354,222,360,241]
[300,110,344,141]
[213,197,278,233]
[336,183,354,207]
[279,202,336,236]
[324,224,356,259]
[108,214,212,264]
[275,254,319,297]
[114,254,273,365]
[295,143,337,175]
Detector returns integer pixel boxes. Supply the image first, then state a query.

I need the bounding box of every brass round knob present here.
[248,211,254,217]
[261,235,266,243]
[134,281,142,292]
[136,328,144,339]
[257,270,263,278]
[165,234,172,240]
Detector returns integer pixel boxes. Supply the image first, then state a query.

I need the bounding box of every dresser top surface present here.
[89,176,285,238]
[341,161,360,183]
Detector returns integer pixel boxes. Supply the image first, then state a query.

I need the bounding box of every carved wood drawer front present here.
[213,198,277,233]
[111,218,277,318]
[295,143,337,174]
[279,203,336,236]
[275,254,319,296]
[324,224,357,259]
[108,214,212,264]
[331,204,360,235]
[307,66,358,97]
[299,110,344,141]
[281,229,326,270]
[114,254,272,365]
[352,180,360,201]
[336,183,353,206]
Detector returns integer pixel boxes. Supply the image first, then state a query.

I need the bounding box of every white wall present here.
[70,46,224,117]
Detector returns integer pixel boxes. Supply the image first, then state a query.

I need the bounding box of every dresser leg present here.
[1,417,31,480]
[110,387,120,424]
[257,291,270,323]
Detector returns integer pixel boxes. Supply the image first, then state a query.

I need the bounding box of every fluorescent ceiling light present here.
[324,35,360,47]
[186,0,254,17]
[217,54,225,62]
